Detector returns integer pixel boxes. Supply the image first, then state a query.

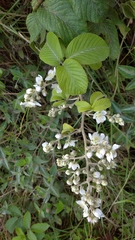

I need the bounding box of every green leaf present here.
[69,0,109,23]
[108,7,123,25]
[126,78,135,90]
[118,65,135,79]
[15,228,25,237]
[0,80,5,90]
[26,12,42,42]
[23,211,31,229]
[89,62,102,70]
[121,105,135,113]
[43,178,60,198]
[31,223,50,233]
[39,32,64,66]
[90,91,105,105]
[15,159,27,167]
[8,205,22,217]
[31,0,43,11]
[12,237,26,240]
[121,2,135,19]
[51,92,64,101]
[37,1,87,44]
[130,0,135,8]
[0,147,9,170]
[50,164,57,176]
[0,68,3,77]
[75,101,92,113]
[92,98,111,111]
[66,33,109,65]
[52,100,66,107]
[111,101,122,114]
[122,114,134,123]
[62,123,74,134]
[54,215,62,225]
[108,8,129,37]
[55,201,64,214]
[50,89,69,102]
[12,99,26,113]
[100,20,120,59]
[5,217,18,234]
[56,59,88,95]
[27,229,37,240]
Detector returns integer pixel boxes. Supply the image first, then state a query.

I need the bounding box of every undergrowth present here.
[0,0,135,240]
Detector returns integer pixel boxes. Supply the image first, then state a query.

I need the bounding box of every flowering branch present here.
[19,68,123,224]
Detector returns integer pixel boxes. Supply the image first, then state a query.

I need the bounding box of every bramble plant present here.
[1,0,135,239]
[20,29,125,224]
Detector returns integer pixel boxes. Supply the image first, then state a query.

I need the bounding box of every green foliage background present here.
[0,0,135,239]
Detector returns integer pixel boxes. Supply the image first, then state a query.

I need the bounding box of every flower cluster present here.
[76,193,104,224]
[20,67,62,108]
[92,110,124,126]
[20,87,41,108]
[55,131,120,223]
[107,113,124,126]
[56,150,106,223]
[20,75,44,108]
[48,105,66,117]
[42,134,78,153]
[87,132,120,163]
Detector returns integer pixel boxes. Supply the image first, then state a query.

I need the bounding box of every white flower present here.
[106,144,120,162]
[87,216,98,224]
[51,84,62,93]
[33,84,42,92]
[24,94,29,101]
[71,185,79,194]
[118,118,124,126]
[86,197,94,206]
[83,207,89,218]
[26,88,33,94]
[67,179,72,185]
[88,132,105,145]
[96,148,106,159]
[93,171,100,179]
[65,170,71,175]
[55,133,61,139]
[42,141,49,152]
[101,180,108,186]
[20,101,41,108]
[45,67,56,81]
[42,89,47,96]
[75,170,80,176]
[73,176,80,185]
[94,198,102,208]
[76,200,88,210]
[92,208,104,219]
[79,186,86,195]
[86,151,93,158]
[93,110,107,124]
[63,140,77,149]
[42,141,53,153]
[68,162,80,170]
[35,75,43,85]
